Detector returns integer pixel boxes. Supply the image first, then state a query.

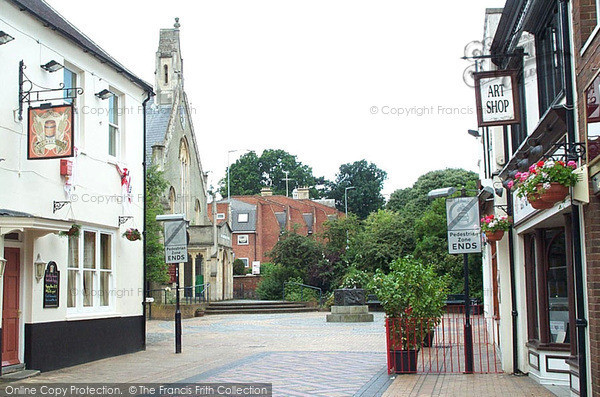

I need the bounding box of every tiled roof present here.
[145,98,172,164]
[7,0,152,92]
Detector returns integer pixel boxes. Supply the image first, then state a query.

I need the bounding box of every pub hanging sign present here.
[473,70,521,127]
[27,104,74,160]
[43,261,60,308]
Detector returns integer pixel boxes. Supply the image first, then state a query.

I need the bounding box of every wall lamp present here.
[34,253,46,282]
[95,89,114,100]
[0,31,15,45]
[467,129,481,138]
[40,60,63,73]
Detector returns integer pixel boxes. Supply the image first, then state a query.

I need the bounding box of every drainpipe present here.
[142,89,155,350]
[503,128,520,374]
[559,1,588,394]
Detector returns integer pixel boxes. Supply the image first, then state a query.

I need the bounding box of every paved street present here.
[18,311,556,397]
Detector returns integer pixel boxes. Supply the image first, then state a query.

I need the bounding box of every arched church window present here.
[164,64,169,84]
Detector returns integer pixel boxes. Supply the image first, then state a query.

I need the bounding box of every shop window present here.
[67,229,114,312]
[526,228,573,346]
[535,5,565,115]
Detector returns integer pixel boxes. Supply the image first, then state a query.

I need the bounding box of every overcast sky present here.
[47,0,505,197]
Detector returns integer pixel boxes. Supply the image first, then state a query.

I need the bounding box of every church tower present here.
[155,18,183,105]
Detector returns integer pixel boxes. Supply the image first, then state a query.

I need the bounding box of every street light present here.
[345,186,355,216]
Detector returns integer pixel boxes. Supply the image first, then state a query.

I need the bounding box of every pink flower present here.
[567,160,577,169]
[507,180,514,189]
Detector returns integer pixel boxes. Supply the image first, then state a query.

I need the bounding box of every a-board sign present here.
[43,261,60,308]
[446,197,482,254]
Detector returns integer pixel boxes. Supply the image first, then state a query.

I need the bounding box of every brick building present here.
[572,0,600,393]
[209,187,342,269]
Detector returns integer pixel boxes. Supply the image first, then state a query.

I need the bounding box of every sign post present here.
[446,194,481,374]
[156,214,188,354]
[473,70,520,127]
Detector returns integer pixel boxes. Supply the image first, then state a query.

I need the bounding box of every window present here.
[216,213,225,220]
[180,139,190,215]
[240,258,249,268]
[169,187,176,214]
[108,94,120,157]
[67,230,114,311]
[164,64,169,84]
[237,235,249,245]
[238,213,249,223]
[535,6,564,115]
[580,0,599,46]
[63,67,77,104]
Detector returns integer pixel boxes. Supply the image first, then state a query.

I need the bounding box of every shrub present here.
[256,263,292,300]
[233,259,247,275]
[284,277,318,302]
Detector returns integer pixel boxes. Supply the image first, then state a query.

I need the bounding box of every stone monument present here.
[326,288,374,322]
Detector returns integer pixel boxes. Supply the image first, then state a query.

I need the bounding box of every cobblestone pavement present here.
[17,311,557,397]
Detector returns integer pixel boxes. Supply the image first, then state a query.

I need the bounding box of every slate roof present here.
[229,199,257,232]
[7,0,152,92]
[145,98,172,164]
[0,209,33,217]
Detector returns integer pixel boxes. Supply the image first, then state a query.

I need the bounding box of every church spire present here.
[155,18,183,105]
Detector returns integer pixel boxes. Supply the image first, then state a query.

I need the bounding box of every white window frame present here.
[582,0,600,54]
[238,213,249,223]
[67,228,115,315]
[237,234,249,245]
[108,92,120,159]
[240,258,249,268]
[216,213,226,220]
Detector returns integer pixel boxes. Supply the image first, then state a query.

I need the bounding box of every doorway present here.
[2,248,20,366]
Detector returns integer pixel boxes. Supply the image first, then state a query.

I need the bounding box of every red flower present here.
[537,161,545,167]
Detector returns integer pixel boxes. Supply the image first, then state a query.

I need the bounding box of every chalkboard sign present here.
[43,261,60,308]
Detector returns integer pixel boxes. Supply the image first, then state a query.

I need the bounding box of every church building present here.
[146,19,233,301]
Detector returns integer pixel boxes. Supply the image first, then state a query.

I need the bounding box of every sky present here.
[47,0,506,198]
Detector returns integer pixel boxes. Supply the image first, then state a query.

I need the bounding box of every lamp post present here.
[344,186,355,216]
[427,186,477,374]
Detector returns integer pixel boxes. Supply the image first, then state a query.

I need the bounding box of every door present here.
[2,248,20,366]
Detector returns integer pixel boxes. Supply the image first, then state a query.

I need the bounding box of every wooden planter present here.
[485,230,505,242]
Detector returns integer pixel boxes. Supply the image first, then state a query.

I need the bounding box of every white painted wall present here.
[0,0,148,325]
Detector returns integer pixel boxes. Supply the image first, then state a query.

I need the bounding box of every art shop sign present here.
[473,70,520,127]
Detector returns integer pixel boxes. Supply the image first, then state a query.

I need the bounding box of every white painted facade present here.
[0,0,151,371]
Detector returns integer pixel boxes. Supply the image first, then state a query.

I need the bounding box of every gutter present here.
[558,1,588,395]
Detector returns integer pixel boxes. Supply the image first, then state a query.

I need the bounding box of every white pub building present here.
[0,0,152,372]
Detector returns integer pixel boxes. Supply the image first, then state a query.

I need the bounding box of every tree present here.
[146,165,170,283]
[349,209,411,273]
[329,160,387,219]
[219,149,327,198]
[266,229,324,278]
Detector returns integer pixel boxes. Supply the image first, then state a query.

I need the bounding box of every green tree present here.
[266,229,324,278]
[146,165,169,283]
[219,149,327,198]
[328,160,387,219]
[350,209,411,273]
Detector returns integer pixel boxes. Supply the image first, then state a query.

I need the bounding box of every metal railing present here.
[148,283,210,305]
[282,281,323,307]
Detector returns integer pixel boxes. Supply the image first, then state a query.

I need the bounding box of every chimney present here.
[296,187,310,200]
[261,187,273,197]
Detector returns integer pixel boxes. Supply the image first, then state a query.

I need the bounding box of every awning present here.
[0,209,72,236]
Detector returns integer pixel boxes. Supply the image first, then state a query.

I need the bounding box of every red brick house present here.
[208,187,343,269]
[572,0,600,393]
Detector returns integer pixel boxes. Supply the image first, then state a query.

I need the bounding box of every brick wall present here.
[572,0,600,393]
[233,275,262,299]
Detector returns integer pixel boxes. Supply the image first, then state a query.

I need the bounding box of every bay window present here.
[67,229,114,312]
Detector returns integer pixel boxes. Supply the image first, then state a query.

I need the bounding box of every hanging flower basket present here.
[508,160,579,211]
[485,230,505,242]
[527,194,555,210]
[59,224,80,238]
[123,228,142,241]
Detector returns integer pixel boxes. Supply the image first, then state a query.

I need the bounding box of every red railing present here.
[385,306,501,374]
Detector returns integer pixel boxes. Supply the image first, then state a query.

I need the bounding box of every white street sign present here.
[446,197,481,254]
[163,219,188,264]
